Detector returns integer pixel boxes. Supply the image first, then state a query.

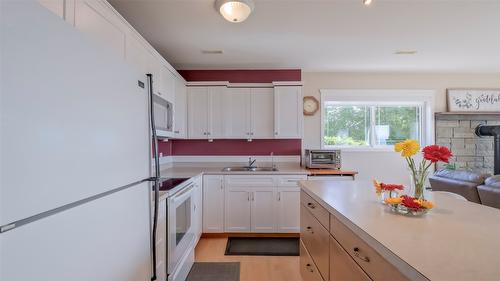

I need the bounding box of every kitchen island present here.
[299,180,500,281]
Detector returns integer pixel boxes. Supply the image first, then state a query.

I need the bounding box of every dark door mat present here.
[186,262,240,281]
[225,237,300,256]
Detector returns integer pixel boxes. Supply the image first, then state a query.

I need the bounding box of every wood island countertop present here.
[299,180,500,281]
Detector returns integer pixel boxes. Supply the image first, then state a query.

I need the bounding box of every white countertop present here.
[159,162,309,179]
[299,180,500,281]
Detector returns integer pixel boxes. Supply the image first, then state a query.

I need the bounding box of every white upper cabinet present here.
[159,65,175,103]
[187,87,209,139]
[225,88,251,138]
[251,88,275,138]
[174,76,187,138]
[187,86,226,139]
[73,0,127,59]
[274,86,303,138]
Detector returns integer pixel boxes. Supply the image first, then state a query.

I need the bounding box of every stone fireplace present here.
[435,113,500,175]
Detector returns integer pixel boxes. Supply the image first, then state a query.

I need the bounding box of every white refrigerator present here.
[1,1,155,280]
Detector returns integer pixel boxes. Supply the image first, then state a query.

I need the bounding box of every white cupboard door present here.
[37,0,64,18]
[251,88,275,138]
[192,176,203,242]
[277,188,300,233]
[74,0,127,59]
[225,187,251,232]
[208,86,227,139]
[274,86,303,138]
[160,65,175,103]
[251,187,277,232]
[187,87,209,139]
[225,88,251,138]
[174,77,187,138]
[202,175,224,233]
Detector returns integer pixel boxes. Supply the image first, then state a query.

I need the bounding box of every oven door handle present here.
[171,184,195,203]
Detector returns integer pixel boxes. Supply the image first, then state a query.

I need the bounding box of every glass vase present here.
[408,168,429,200]
[380,190,398,204]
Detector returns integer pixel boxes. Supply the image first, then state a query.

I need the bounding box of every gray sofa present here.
[478,175,500,209]
[429,169,490,204]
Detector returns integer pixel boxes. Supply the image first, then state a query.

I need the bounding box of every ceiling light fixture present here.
[363,0,373,6]
[215,0,255,23]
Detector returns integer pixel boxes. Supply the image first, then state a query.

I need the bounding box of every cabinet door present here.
[277,187,300,233]
[274,86,302,138]
[225,187,251,232]
[38,0,64,18]
[187,87,209,139]
[160,65,175,103]
[125,34,150,77]
[202,175,224,233]
[192,176,203,242]
[251,187,276,232]
[74,0,126,59]
[208,86,227,139]
[251,88,274,138]
[225,88,251,139]
[174,77,187,138]
[330,236,371,281]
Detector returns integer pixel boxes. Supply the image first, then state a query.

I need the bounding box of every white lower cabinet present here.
[202,175,224,233]
[225,186,252,232]
[192,175,203,243]
[216,175,305,233]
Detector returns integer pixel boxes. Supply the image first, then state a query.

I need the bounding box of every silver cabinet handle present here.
[277,192,281,201]
[274,132,278,135]
[353,247,370,262]
[207,132,211,135]
[250,132,254,136]
[247,192,250,201]
[307,202,316,209]
[174,130,180,134]
[252,192,255,201]
[203,132,207,135]
[306,226,314,234]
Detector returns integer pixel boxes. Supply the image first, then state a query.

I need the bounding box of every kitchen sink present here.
[222,166,279,172]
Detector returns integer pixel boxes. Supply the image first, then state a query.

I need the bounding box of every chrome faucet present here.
[247,157,257,168]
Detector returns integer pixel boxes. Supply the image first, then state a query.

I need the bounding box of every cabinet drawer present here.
[300,239,324,281]
[277,175,308,187]
[301,191,329,229]
[330,236,371,281]
[300,205,329,281]
[225,175,275,187]
[330,216,409,281]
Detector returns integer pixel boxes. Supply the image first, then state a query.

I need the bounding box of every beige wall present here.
[303,72,500,183]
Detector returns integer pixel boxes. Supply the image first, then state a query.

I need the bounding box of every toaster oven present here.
[305,149,341,169]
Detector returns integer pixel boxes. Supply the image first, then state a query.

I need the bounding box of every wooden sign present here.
[447,89,500,112]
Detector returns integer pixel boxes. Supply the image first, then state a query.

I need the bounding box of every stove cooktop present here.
[158,177,189,191]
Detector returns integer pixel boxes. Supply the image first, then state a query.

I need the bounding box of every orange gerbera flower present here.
[416,199,435,209]
[373,179,382,195]
[384,197,403,205]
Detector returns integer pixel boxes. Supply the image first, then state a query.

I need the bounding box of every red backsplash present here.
[171,139,301,156]
[157,141,172,156]
[178,69,301,83]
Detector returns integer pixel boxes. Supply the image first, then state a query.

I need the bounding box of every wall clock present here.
[303,96,319,116]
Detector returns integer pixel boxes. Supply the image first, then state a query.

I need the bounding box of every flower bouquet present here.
[373,140,452,216]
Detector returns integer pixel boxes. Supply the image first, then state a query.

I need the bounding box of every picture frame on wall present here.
[447,88,500,112]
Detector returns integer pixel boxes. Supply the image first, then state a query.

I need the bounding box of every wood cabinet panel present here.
[330,236,372,281]
[301,191,329,229]
[300,205,329,281]
[300,239,325,281]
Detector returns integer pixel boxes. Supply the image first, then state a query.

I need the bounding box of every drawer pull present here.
[305,263,314,273]
[306,226,314,234]
[307,202,316,209]
[353,247,370,263]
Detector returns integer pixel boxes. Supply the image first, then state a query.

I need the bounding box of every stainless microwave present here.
[153,94,173,138]
[305,149,341,169]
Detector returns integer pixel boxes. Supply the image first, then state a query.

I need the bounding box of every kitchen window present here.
[320,90,434,150]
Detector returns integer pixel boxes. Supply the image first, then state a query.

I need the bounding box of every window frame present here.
[320,90,434,151]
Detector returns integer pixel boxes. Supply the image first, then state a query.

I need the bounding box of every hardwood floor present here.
[195,238,303,281]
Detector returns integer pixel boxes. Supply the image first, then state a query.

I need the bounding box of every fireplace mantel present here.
[435,112,500,121]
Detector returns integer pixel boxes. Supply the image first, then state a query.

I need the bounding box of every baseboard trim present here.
[201,233,300,238]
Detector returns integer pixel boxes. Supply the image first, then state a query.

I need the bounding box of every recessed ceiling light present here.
[201,50,224,54]
[215,0,255,23]
[363,0,373,6]
[394,50,418,55]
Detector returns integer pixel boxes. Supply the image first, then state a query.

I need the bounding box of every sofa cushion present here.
[477,185,500,209]
[433,169,490,184]
[484,175,500,188]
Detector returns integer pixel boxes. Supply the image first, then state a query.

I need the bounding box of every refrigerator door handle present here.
[148,73,160,281]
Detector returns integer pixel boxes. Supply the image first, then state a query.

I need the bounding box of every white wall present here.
[303,72,500,184]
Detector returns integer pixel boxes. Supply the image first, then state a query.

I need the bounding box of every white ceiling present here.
[109,0,500,72]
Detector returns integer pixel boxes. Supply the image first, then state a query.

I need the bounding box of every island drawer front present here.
[301,205,329,281]
[300,239,325,281]
[301,191,329,229]
[330,216,409,281]
[330,236,372,281]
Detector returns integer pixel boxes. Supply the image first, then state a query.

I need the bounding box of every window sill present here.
[322,146,395,152]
